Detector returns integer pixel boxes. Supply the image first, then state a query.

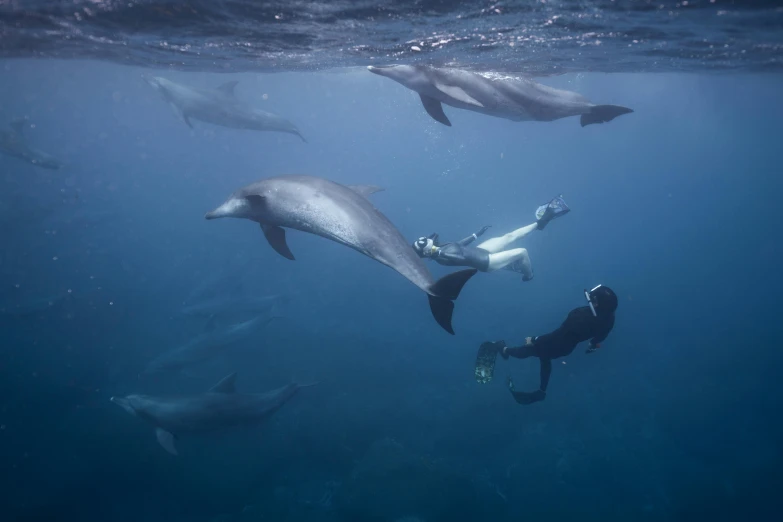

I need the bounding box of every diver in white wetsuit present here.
[412,196,570,281]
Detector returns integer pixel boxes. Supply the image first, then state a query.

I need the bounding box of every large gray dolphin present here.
[0,119,63,169]
[204,174,477,335]
[367,65,633,128]
[111,373,315,455]
[142,74,306,142]
[141,314,278,376]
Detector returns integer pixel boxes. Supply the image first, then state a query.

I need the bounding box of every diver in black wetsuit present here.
[412,195,570,281]
[484,285,618,405]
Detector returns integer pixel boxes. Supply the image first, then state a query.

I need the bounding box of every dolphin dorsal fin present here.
[348,185,385,199]
[10,118,26,135]
[217,80,239,97]
[209,372,237,393]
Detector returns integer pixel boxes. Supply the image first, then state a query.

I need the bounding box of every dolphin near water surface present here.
[143,75,307,142]
[367,65,633,128]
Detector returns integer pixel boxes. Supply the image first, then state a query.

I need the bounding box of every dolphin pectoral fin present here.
[168,102,194,129]
[347,184,385,199]
[155,428,178,456]
[426,268,478,335]
[433,83,484,107]
[217,80,239,97]
[261,224,295,260]
[580,105,634,127]
[419,94,451,126]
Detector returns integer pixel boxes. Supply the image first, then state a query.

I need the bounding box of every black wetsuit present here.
[430,229,491,272]
[504,306,615,404]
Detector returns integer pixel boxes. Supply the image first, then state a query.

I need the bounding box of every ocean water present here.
[1,2,782,522]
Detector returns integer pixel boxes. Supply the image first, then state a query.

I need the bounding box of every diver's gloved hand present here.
[476,225,492,237]
[486,340,508,359]
[586,342,600,354]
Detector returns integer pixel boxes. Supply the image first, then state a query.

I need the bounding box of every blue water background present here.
[0,60,782,521]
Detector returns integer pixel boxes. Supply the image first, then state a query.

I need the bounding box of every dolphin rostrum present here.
[142,75,306,142]
[141,314,278,376]
[367,65,633,128]
[0,119,63,169]
[205,174,476,334]
[111,373,315,455]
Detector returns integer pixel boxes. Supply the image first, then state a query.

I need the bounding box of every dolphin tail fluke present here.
[580,105,634,127]
[427,268,478,335]
[431,268,478,301]
[427,295,455,335]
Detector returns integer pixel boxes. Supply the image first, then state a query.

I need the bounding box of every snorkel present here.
[585,284,602,317]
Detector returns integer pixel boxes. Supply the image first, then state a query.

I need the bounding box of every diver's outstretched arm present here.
[457,225,492,246]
